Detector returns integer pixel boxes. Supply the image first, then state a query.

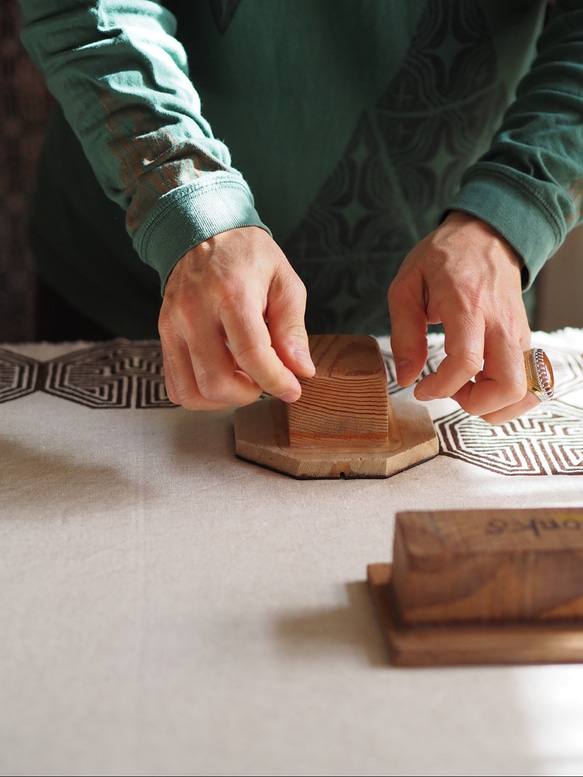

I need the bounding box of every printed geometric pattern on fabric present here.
[44,342,173,409]
[0,348,39,403]
[436,402,583,476]
[283,0,507,335]
[3,337,582,476]
[0,341,174,409]
[383,334,583,476]
[544,348,583,397]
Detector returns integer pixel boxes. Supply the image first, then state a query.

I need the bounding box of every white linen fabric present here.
[1,331,583,776]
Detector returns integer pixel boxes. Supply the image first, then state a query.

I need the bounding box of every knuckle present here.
[388,274,405,297]
[506,375,527,403]
[173,391,205,411]
[163,385,179,406]
[452,352,483,378]
[160,295,201,335]
[157,304,173,335]
[195,369,262,407]
[281,322,310,347]
[158,320,172,344]
[180,398,204,411]
[165,375,204,410]
[482,417,503,427]
[217,276,247,309]
[235,342,272,373]
[195,370,229,403]
[269,270,308,315]
[173,297,199,330]
[284,271,308,301]
[388,276,411,307]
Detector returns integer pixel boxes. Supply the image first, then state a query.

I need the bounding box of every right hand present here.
[388,211,537,424]
[158,226,315,410]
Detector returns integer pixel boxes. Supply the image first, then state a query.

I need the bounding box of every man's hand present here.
[159,226,315,410]
[388,211,540,424]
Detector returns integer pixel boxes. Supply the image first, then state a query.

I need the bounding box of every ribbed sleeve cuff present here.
[448,167,565,287]
[133,172,271,291]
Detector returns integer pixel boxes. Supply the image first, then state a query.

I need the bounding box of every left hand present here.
[388,210,541,424]
[158,227,314,410]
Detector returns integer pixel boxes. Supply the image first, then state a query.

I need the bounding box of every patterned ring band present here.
[524,348,554,402]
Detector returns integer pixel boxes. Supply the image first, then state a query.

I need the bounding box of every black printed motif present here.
[207,0,243,34]
[0,348,38,403]
[284,0,507,334]
[381,340,583,476]
[2,338,583,477]
[436,404,583,476]
[0,341,174,409]
[43,342,173,409]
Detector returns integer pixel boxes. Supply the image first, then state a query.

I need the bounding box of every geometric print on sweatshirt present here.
[283,0,508,334]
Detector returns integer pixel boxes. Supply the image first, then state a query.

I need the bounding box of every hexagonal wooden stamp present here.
[234,334,439,478]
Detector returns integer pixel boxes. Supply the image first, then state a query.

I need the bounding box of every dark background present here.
[0,0,52,342]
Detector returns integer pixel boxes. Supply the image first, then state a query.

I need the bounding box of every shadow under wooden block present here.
[368,509,583,666]
[234,334,439,479]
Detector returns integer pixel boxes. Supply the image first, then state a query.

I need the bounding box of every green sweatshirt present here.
[19,0,583,336]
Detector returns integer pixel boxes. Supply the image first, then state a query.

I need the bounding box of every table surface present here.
[2,331,583,777]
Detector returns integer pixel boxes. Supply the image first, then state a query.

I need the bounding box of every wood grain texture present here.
[234,333,438,479]
[367,508,583,666]
[287,335,390,445]
[234,396,438,479]
[367,563,583,667]
[392,509,583,624]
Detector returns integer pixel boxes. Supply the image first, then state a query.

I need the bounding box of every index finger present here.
[219,291,302,401]
[414,302,485,400]
[388,274,429,387]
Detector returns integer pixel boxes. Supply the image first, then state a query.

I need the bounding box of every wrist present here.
[444,210,525,273]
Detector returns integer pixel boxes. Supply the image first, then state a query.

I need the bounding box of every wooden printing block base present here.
[234,334,439,479]
[368,509,583,666]
[234,395,439,479]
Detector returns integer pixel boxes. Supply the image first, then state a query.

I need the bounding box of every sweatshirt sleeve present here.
[448,0,583,286]
[18,0,269,289]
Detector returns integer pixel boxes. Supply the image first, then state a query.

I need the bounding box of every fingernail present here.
[415,391,434,401]
[397,359,414,385]
[396,359,415,387]
[278,390,300,403]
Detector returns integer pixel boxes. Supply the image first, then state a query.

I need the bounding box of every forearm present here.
[19,0,267,287]
[450,0,583,285]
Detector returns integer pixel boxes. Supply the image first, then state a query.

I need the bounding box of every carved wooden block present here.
[234,334,438,479]
[367,509,583,666]
[287,335,390,445]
